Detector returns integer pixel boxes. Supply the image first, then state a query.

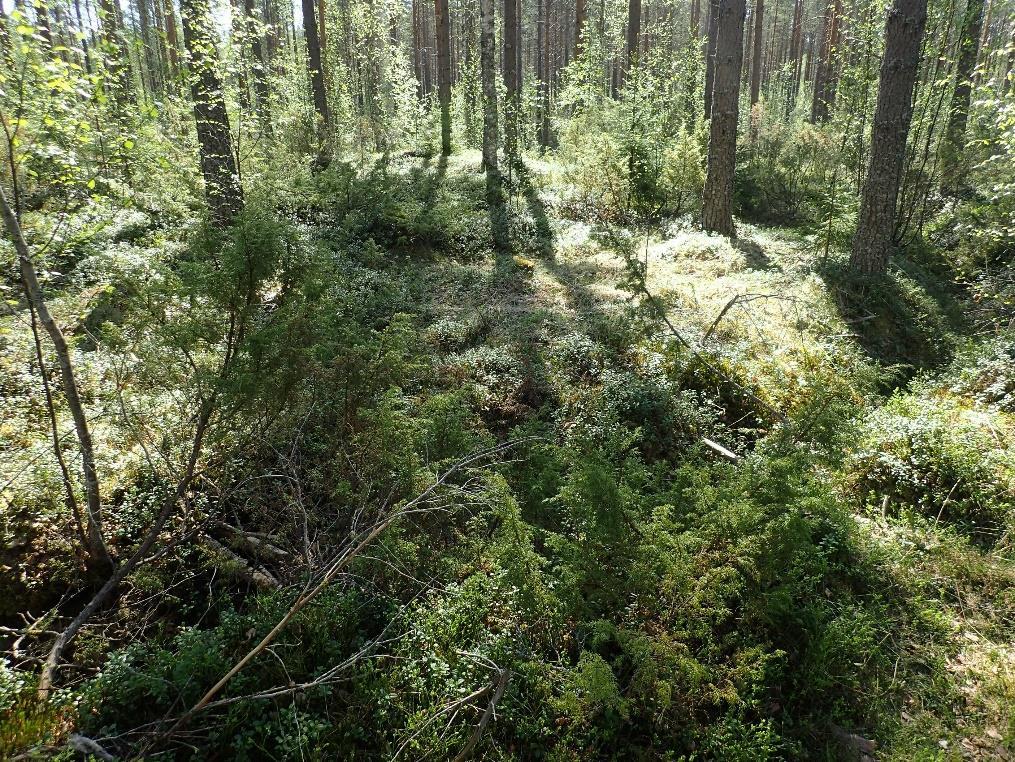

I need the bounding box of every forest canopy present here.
[0,0,1013,755]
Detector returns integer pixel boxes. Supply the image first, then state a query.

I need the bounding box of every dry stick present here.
[166,441,522,740]
[37,404,214,698]
[25,297,88,548]
[452,667,511,762]
[0,184,113,571]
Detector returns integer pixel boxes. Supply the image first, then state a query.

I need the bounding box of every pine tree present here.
[849,0,929,275]
[702,0,747,236]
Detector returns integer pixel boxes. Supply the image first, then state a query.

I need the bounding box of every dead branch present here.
[452,667,511,762]
[164,440,524,741]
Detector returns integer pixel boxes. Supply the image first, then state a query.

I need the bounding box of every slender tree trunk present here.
[244,0,272,132]
[164,0,180,75]
[811,0,841,122]
[301,0,330,129]
[704,0,720,118]
[939,0,985,191]
[787,0,803,108]
[624,0,642,86]
[702,0,747,236]
[181,0,245,225]
[575,0,586,59]
[436,0,452,153]
[750,0,763,106]
[849,0,928,275]
[0,186,113,574]
[480,0,498,171]
[504,0,519,158]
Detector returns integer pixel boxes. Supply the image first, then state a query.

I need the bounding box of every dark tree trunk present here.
[811,0,841,122]
[750,0,763,106]
[939,0,985,191]
[787,0,803,108]
[164,0,180,75]
[624,0,642,85]
[480,0,498,171]
[704,0,720,118]
[849,0,928,275]
[436,0,452,153]
[537,0,551,146]
[504,0,518,157]
[244,0,272,131]
[181,0,244,225]
[301,0,330,129]
[701,0,746,236]
[575,0,586,58]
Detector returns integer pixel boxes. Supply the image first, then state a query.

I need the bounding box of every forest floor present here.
[2,150,1013,759]
[389,152,1015,759]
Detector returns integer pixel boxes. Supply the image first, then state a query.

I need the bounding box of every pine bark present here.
[164,0,180,76]
[849,0,928,275]
[704,0,721,118]
[301,0,330,128]
[243,0,272,131]
[750,0,763,106]
[436,0,452,153]
[939,0,985,191]
[575,0,586,58]
[504,0,519,157]
[480,0,498,171]
[701,0,747,236]
[625,0,642,84]
[811,0,841,122]
[181,0,244,225]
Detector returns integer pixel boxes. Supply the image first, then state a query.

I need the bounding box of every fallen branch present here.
[200,535,280,590]
[37,405,214,698]
[452,667,511,762]
[165,441,523,741]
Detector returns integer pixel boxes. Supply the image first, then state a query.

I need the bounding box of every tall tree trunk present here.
[181,0,245,225]
[787,0,803,108]
[704,0,720,118]
[436,0,452,153]
[504,0,519,159]
[624,0,642,86]
[849,0,928,275]
[575,0,586,59]
[0,186,113,575]
[245,0,272,132]
[939,0,985,191]
[301,0,330,130]
[701,0,746,236]
[480,0,498,170]
[164,0,180,76]
[811,0,841,122]
[750,0,763,106]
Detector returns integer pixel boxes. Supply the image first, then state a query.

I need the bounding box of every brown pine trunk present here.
[704,0,720,118]
[702,0,747,236]
[164,0,180,75]
[301,0,330,129]
[575,0,586,58]
[181,0,244,224]
[787,0,803,108]
[436,0,452,153]
[849,0,928,275]
[538,0,551,147]
[244,0,272,131]
[480,0,498,170]
[624,0,642,85]
[750,0,763,106]
[939,0,985,191]
[811,0,841,122]
[504,0,518,157]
